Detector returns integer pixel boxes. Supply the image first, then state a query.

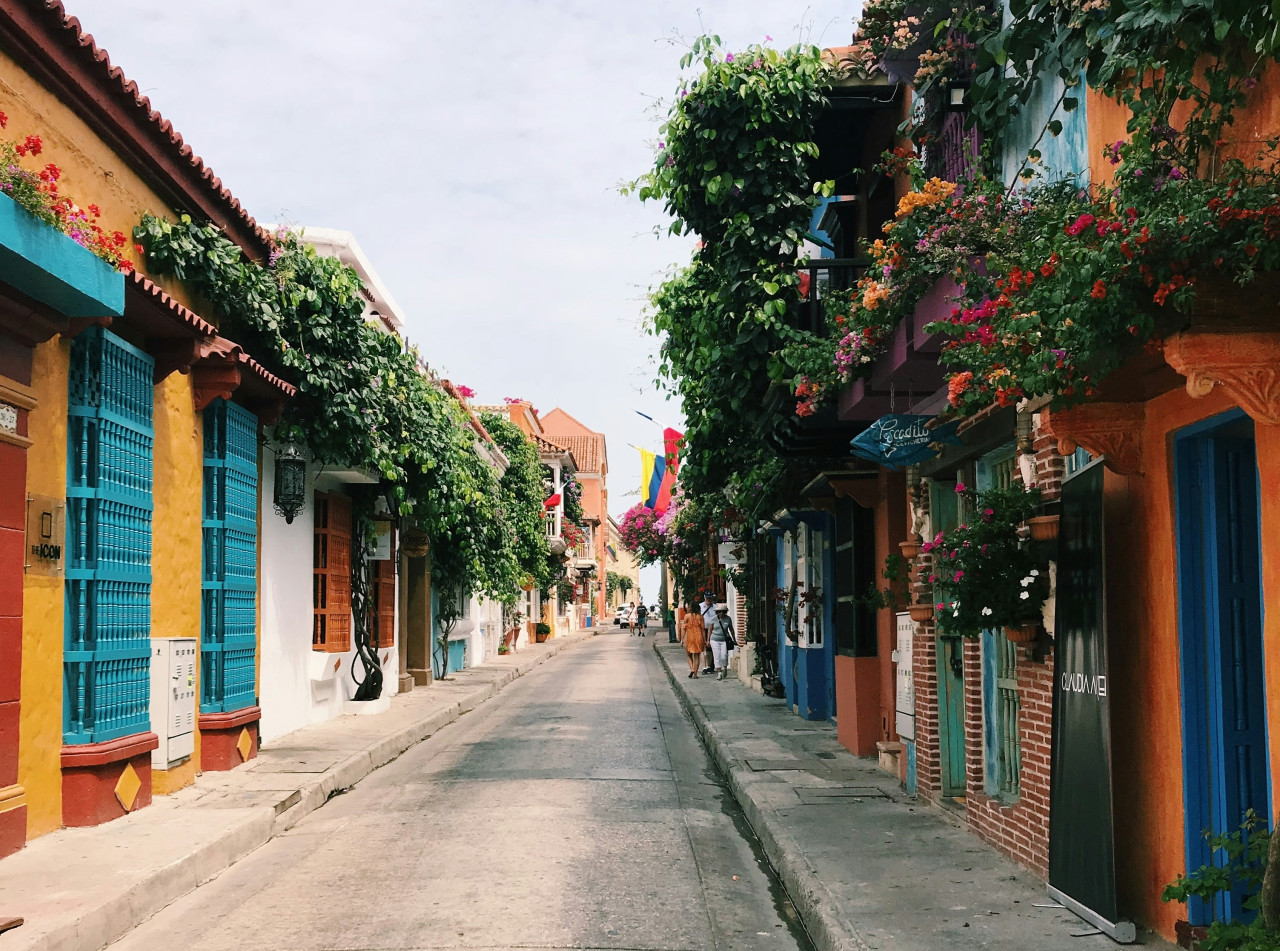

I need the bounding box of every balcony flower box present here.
[911,256,987,353]
[0,191,124,318]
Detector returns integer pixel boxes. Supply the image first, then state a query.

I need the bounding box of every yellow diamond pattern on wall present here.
[236,728,252,763]
[114,764,142,812]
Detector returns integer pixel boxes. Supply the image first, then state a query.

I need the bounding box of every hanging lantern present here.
[272,441,307,524]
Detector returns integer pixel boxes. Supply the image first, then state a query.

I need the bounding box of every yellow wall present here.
[4,45,228,825]
[19,339,69,838]
[150,373,204,790]
[0,48,195,309]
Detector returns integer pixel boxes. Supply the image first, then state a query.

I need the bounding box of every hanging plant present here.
[926,484,1048,638]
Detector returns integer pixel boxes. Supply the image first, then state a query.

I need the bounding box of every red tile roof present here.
[0,2,272,258]
[556,435,602,474]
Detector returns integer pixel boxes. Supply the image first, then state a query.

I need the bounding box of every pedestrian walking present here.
[627,601,636,635]
[635,603,648,636]
[679,600,706,678]
[700,591,717,674]
[708,604,736,680]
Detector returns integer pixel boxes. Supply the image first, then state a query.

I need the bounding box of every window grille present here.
[977,443,1021,801]
[992,632,1021,798]
[201,398,258,713]
[313,492,352,652]
[64,327,154,744]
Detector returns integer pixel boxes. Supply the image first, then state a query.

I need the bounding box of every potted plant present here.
[1026,514,1059,542]
[925,483,1050,642]
[908,602,936,623]
[534,621,551,644]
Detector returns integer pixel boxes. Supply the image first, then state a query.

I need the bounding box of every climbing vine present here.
[135,214,522,611]
[481,413,554,596]
[628,36,839,505]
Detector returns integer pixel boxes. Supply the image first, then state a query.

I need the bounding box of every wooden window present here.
[977,444,1021,801]
[369,526,396,649]
[313,492,352,652]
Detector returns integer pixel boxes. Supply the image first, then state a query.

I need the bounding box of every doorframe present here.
[1173,408,1271,924]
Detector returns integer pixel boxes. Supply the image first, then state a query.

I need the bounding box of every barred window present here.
[313,492,352,652]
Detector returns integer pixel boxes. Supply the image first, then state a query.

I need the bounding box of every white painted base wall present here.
[259,451,400,744]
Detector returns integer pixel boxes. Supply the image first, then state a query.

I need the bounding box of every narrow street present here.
[105,634,812,951]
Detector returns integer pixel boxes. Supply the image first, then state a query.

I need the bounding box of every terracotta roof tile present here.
[557,434,602,473]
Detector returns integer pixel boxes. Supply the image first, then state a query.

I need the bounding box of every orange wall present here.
[1088,63,1280,187]
[1106,383,1274,936]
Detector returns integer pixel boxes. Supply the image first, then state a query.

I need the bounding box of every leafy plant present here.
[135,215,527,626]
[0,124,132,271]
[1163,810,1280,951]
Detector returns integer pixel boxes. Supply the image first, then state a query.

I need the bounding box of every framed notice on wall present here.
[25,494,64,577]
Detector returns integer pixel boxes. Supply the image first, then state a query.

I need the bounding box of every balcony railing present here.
[791,257,866,337]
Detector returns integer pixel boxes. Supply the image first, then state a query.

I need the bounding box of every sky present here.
[66,0,856,602]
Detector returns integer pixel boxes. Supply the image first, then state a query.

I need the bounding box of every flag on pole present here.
[647,453,668,510]
[639,449,657,506]
[662,427,684,475]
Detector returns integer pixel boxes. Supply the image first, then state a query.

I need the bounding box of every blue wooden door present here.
[1177,420,1270,924]
[201,398,259,713]
[64,327,154,744]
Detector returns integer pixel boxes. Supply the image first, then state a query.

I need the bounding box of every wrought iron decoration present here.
[272,440,307,523]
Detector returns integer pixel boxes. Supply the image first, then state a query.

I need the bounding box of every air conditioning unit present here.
[150,637,196,770]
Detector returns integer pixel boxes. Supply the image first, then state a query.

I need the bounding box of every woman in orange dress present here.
[679,599,707,678]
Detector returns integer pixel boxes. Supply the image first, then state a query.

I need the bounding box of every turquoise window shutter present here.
[64,326,154,744]
[201,398,259,713]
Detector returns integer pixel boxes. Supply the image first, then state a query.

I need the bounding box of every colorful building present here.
[725,29,1280,945]
[540,408,609,624]
[0,0,291,849]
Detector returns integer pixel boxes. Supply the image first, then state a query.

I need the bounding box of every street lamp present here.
[272,440,307,524]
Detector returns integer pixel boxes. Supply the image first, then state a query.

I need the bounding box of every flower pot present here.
[1026,514,1059,542]
[534,631,550,644]
[1005,622,1040,644]
[908,602,935,623]
[899,538,922,561]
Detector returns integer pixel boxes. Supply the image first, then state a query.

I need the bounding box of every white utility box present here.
[150,637,196,769]
[893,613,915,740]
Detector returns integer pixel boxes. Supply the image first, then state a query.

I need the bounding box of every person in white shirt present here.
[708,605,735,680]
[700,591,717,673]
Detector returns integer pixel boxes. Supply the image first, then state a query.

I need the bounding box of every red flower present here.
[1091,280,1108,300]
[0,112,7,129]
[16,134,42,157]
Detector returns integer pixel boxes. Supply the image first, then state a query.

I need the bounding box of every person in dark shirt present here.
[635,603,649,636]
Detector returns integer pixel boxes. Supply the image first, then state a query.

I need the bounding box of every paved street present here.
[106,632,812,951]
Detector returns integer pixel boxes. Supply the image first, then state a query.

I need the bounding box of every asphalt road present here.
[108,631,813,951]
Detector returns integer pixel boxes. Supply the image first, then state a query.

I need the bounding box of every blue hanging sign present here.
[849,414,963,469]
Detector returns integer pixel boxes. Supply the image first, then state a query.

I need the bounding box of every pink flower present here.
[955,482,967,493]
[456,384,475,399]
[953,571,964,581]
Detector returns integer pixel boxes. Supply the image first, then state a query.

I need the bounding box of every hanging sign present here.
[368,520,393,561]
[849,414,963,469]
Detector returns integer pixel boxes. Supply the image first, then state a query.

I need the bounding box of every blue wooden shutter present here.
[64,326,154,744]
[201,398,258,713]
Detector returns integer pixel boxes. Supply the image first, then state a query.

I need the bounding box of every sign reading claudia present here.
[25,494,64,577]
[849,414,963,469]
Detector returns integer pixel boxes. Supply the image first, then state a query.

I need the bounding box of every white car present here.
[614,605,632,626]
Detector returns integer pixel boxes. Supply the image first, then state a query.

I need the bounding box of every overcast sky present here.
[67,0,855,603]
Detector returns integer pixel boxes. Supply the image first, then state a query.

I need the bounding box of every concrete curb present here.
[22,633,592,951]
[652,639,871,951]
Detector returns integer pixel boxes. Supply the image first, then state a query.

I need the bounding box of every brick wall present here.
[962,637,1056,878]
[906,415,1068,879]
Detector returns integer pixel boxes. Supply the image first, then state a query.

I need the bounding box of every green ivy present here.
[628,37,838,512]
[135,214,522,617]
[481,413,553,595]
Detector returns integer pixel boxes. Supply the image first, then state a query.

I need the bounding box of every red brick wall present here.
[908,414,1067,879]
[962,637,1056,878]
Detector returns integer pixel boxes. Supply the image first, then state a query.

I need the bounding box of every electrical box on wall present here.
[150,637,196,770]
